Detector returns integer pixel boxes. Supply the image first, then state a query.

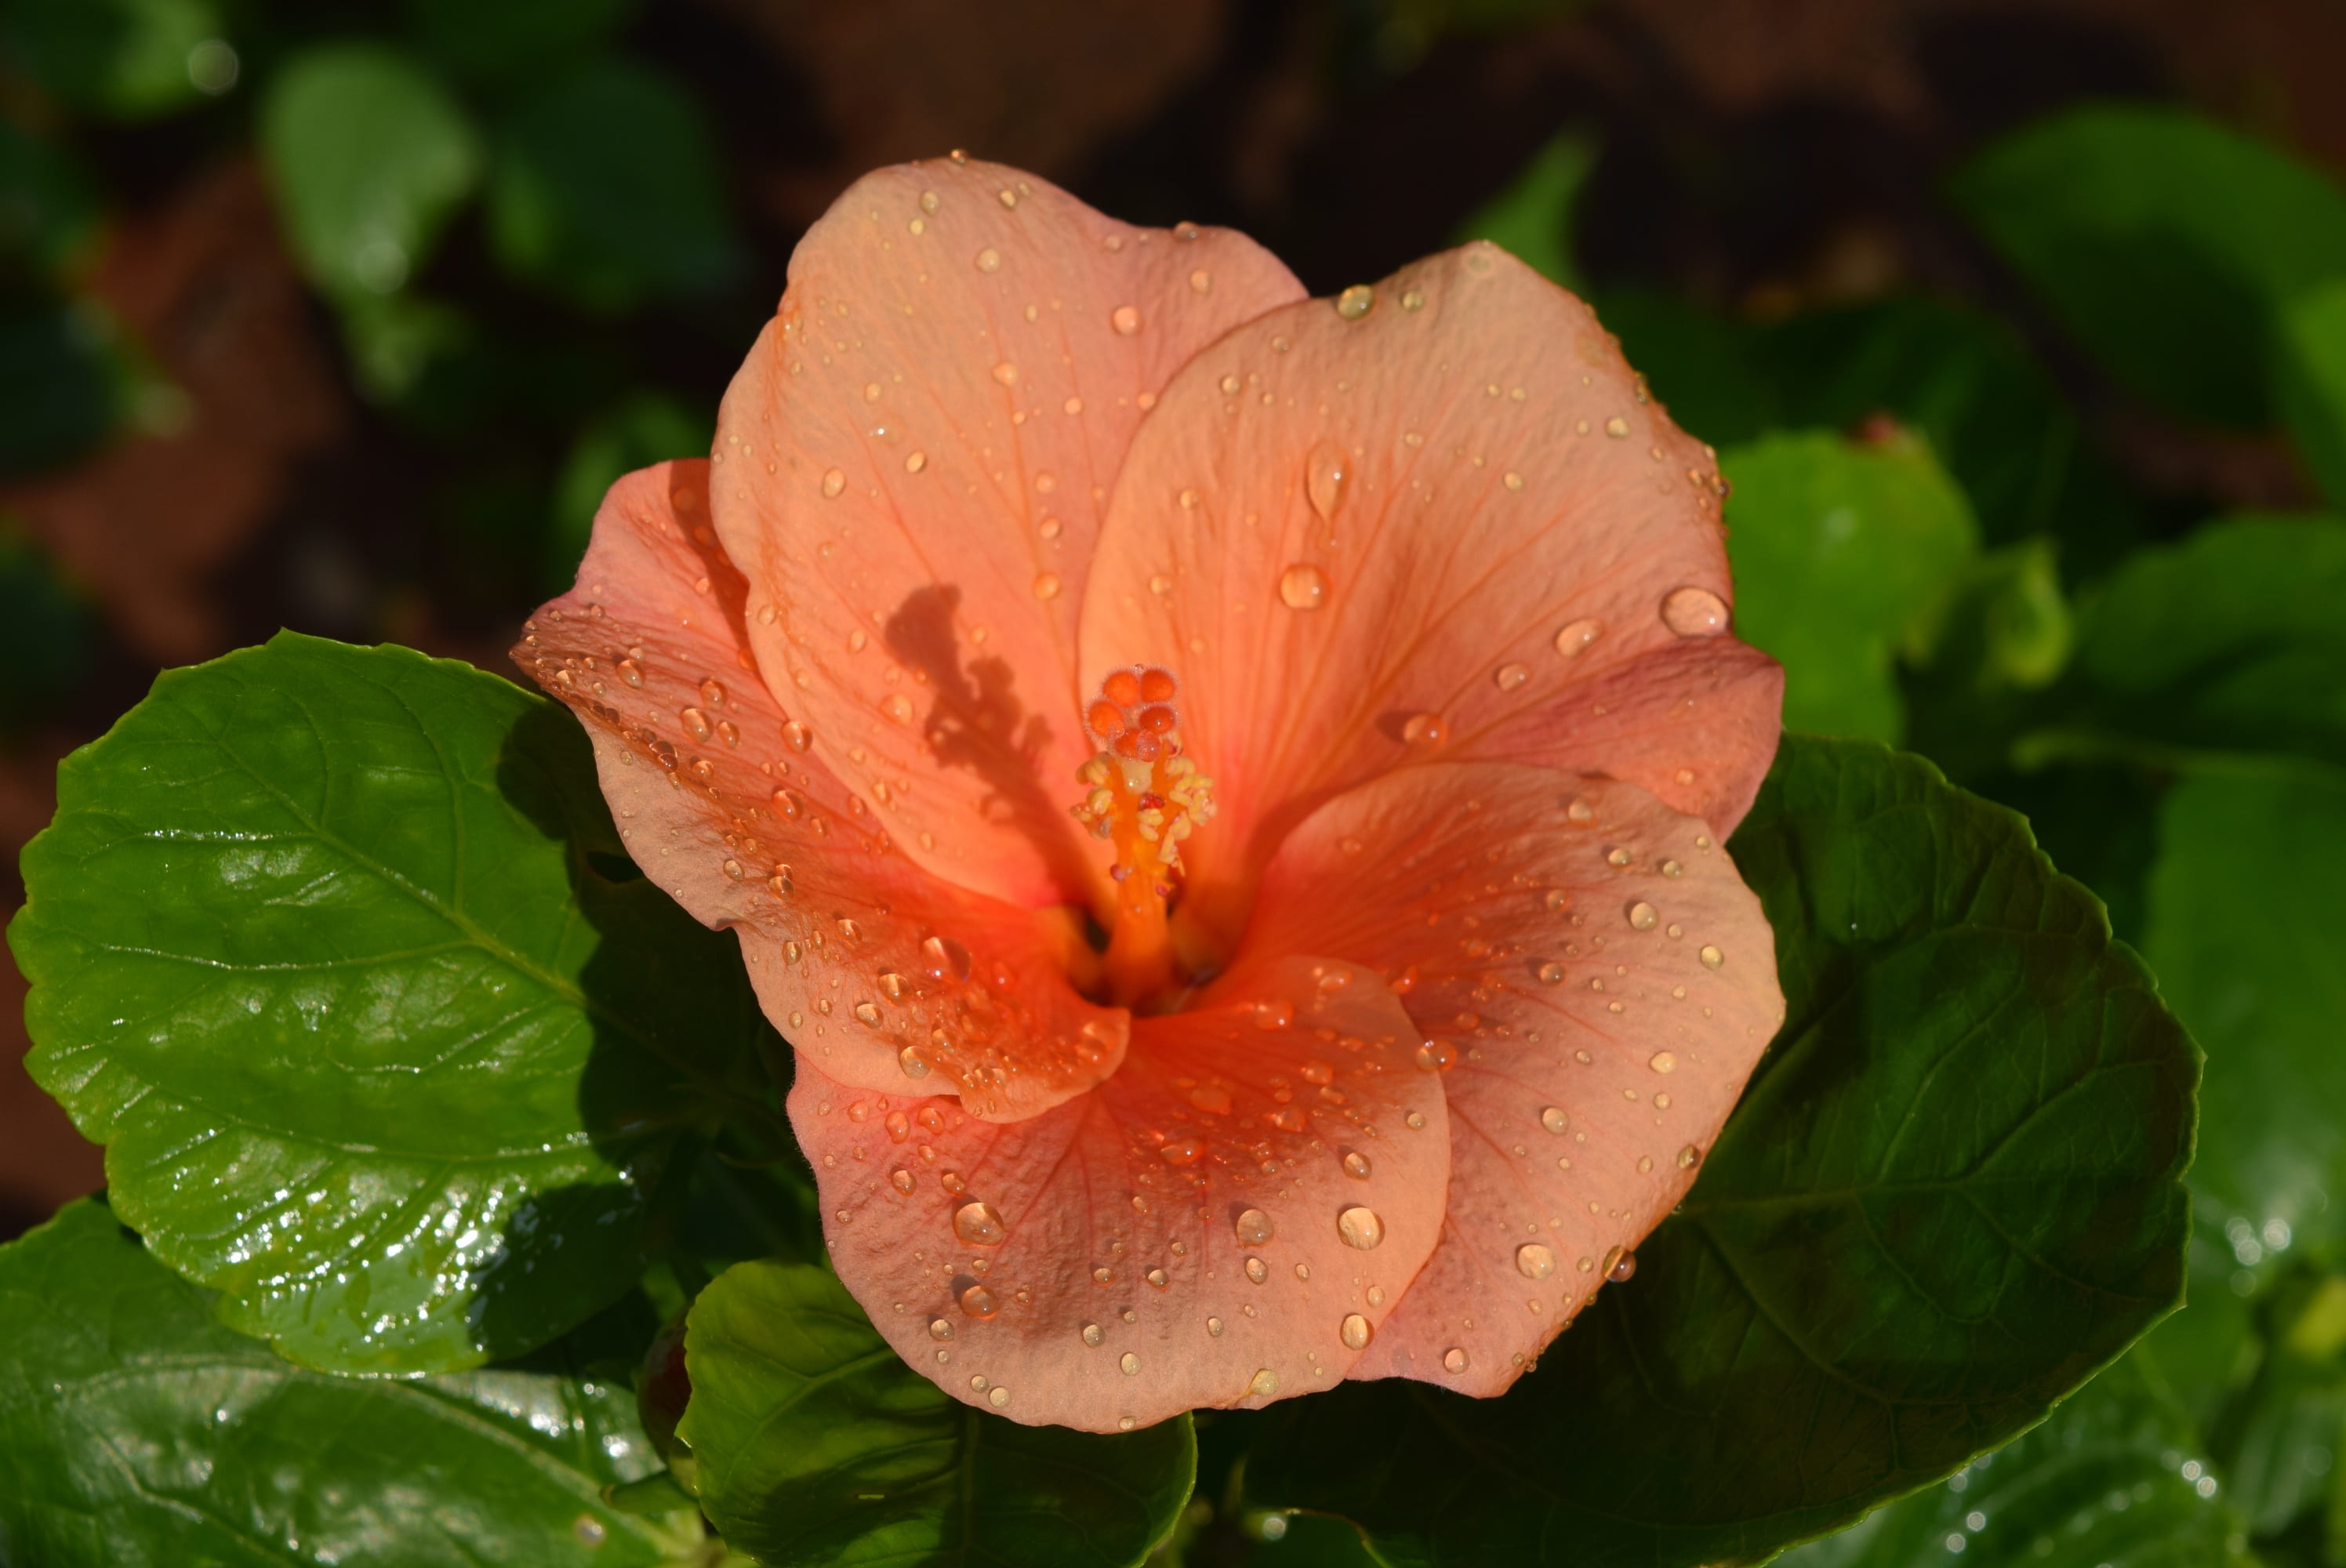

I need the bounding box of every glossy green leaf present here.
[2028,514,2346,776]
[10,633,783,1374]
[260,45,481,302]
[0,0,217,120]
[1721,429,1978,740]
[0,1196,702,1566]
[488,60,739,312]
[2278,278,2346,510]
[2147,772,2346,1265]
[681,1259,1195,1567]
[1243,734,2197,1567]
[1774,1352,2253,1567]
[1950,105,2346,427]
[1455,132,1595,291]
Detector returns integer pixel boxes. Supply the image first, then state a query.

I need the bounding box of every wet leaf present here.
[1774,1352,2253,1567]
[1950,105,2346,427]
[260,44,481,303]
[1243,734,2197,1567]
[9,633,783,1374]
[1720,429,1978,741]
[0,1196,699,1566]
[681,1259,1195,1567]
[2146,771,2346,1265]
[488,59,739,312]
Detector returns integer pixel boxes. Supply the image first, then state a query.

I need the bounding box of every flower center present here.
[1069,665,1216,1008]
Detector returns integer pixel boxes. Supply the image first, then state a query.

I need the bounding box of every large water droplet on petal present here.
[1337,1207,1385,1250]
[1540,1105,1569,1134]
[1341,1313,1373,1350]
[1111,304,1141,336]
[1248,1368,1280,1396]
[1342,1149,1371,1178]
[1661,586,1729,637]
[1700,945,1724,969]
[1245,1257,1269,1284]
[1278,563,1328,611]
[1306,442,1347,521]
[1235,1207,1275,1246]
[1441,1346,1469,1374]
[961,1284,999,1318]
[1120,1351,1142,1376]
[953,1202,1005,1246]
[1335,284,1375,320]
[1554,617,1602,657]
[1516,1243,1556,1279]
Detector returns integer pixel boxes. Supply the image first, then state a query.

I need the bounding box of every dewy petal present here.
[791,954,1451,1433]
[516,461,1127,1121]
[1237,760,1781,1394]
[1079,244,1781,949]
[712,157,1306,913]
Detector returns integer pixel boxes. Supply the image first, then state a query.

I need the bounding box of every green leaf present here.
[1243,734,2198,1567]
[1950,105,2346,427]
[10,633,783,1374]
[0,0,218,120]
[681,1259,1196,1567]
[488,60,740,312]
[2146,771,2346,1265]
[1774,1351,2253,1567]
[0,291,127,477]
[0,122,102,276]
[1455,132,1596,292]
[1720,429,1978,741]
[2278,278,2346,510]
[2028,514,2346,777]
[0,1196,701,1566]
[260,44,481,303]
[1595,288,1777,448]
[549,389,715,590]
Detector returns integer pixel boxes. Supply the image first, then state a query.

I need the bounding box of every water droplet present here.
[1516,1243,1556,1279]
[1340,1313,1373,1350]
[929,1317,954,1341]
[1414,1040,1456,1073]
[1545,618,1607,671]
[991,361,1019,387]
[897,1046,930,1080]
[988,1385,1010,1407]
[1605,416,1630,437]
[1494,662,1530,691]
[783,720,813,751]
[1537,961,1566,985]
[1649,1051,1676,1074]
[1401,712,1448,750]
[1628,901,1659,931]
[1120,1351,1141,1376]
[1160,1135,1204,1166]
[820,467,846,499]
[1032,572,1062,601]
[1699,945,1724,969]
[1335,285,1375,320]
[616,658,643,688]
[961,1284,1000,1318]
[1111,304,1141,336]
[1306,442,1348,521]
[1607,1250,1638,1283]
[1678,1144,1701,1169]
[1406,1111,1425,1130]
[1541,1106,1569,1134]
[1249,1368,1280,1396]
[853,1000,882,1026]
[975,247,1000,272]
[1342,1150,1371,1178]
[1607,847,1633,867]
[1661,858,1683,878]
[1252,998,1294,1030]
[1235,1207,1275,1246]
[1566,795,1596,824]
[1083,1321,1105,1345]
[1661,586,1729,637]
[1400,287,1425,310]
[1442,1346,1469,1374]
[1279,563,1328,610]
[953,1202,1005,1246]
[678,707,712,742]
[1503,471,1525,492]
[1338,1207,1385,1250]
[1245,1257,1269,1284]
[1208,1316,1225,1336]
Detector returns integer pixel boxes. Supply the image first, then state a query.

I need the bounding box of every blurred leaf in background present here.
[407,0,637,84]
[1455,129,1595,291]
[0,0,219,121]
[548,390,714,589]
[1719,427,1977,741]
[488,60,740,313]
[2277,279,2346,510]
[1951,105,2346,430]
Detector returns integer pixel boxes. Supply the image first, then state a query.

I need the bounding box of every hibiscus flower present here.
[516,155,1785,1435]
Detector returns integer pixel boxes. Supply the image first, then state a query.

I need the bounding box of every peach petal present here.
[1079,244,1779,953]
[515,460,1125,1121]
[792,954,1451,1433]
[712,156,1306,913]
[1237,760,1782,1394]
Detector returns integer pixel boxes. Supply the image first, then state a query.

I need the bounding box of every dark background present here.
[4,0,2341,1238]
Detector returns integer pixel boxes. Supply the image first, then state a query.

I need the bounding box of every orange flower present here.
[517,157,1785,1433]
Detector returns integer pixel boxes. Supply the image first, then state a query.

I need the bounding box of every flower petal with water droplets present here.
[1237,760,1780,1393]
[793,955,1451,1432]
[1079,244,1778,953]
[514,460,1125,1121]
[713,156,1304,913]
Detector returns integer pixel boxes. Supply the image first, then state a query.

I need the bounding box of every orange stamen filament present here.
[1069,666,1215,1007]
